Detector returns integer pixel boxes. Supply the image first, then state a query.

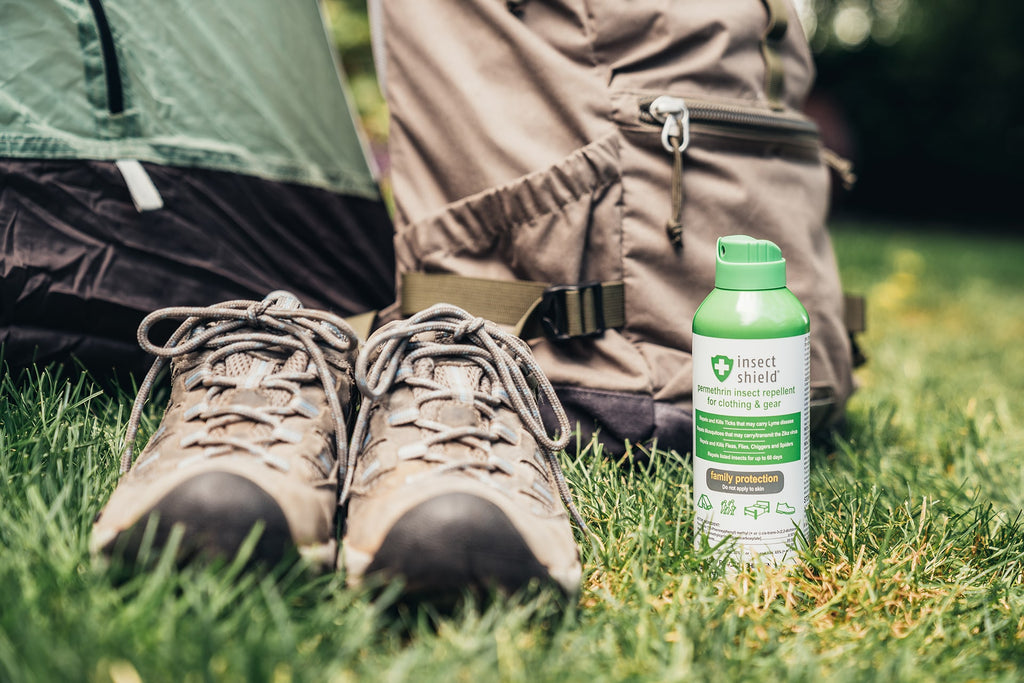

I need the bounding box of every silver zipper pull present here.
[649,96,690,154]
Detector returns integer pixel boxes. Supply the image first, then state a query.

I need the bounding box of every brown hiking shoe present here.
[91,291,357,571]
[340,304,586,597]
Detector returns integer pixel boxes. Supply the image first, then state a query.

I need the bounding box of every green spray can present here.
[692,235,810,565]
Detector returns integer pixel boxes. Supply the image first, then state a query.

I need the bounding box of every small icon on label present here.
[712,354,733,382]
[721,499,737,516]
[776,501,796,515]
[744,500,770,519]
[698,494,713,511]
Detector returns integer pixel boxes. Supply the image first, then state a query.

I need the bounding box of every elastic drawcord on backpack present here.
[666,131,685,249]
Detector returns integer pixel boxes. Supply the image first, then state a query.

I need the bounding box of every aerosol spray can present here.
[692,235,810,565]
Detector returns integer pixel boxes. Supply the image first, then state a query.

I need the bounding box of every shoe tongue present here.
[224,348,262,378]
[436,364,483,428]
[436,363,483,399]
[409,359,489,429]
[214,347,308,409]
[201,349,308,444]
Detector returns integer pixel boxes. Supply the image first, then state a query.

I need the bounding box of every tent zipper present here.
[86,0,162,211]
[86,0,124,114]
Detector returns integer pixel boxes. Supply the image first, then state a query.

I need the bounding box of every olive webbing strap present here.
[760,0,789,109]
[357,275,865,351]
[400,272,625,340]
[843,292,868,368]
[843,293,866,334]
[343,310,377,342]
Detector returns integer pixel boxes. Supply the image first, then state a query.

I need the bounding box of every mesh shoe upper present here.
[341,304,586,596]
[91,292,357,571]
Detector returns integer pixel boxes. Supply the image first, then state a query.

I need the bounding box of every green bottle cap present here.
[714,235,787,290]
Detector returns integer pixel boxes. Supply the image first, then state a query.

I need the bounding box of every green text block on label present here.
[695,410,801,465]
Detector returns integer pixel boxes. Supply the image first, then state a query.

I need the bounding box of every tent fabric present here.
[1,1,395,377]
[0,0,378,197]
[1,159,395,377]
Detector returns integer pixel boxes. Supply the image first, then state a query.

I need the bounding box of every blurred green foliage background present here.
[325,0,1023,227]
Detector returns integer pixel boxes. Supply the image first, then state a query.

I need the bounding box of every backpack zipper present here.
[86,0,125,114]
[641,94,853,179]
[642,96,698,248]
[640,95,820,149]
[640,96,853,248]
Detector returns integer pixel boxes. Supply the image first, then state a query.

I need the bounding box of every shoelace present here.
[345,303,589,532]
[119,292,356,478]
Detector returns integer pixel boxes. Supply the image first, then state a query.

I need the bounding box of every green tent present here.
[1,0,394,375]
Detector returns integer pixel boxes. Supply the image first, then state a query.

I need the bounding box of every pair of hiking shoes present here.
[91,292,586,598]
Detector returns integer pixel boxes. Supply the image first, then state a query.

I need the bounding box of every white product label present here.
[692,333,809,565]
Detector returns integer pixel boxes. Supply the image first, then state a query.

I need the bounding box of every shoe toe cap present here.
[356,492,579,597]
[96,471,296,569]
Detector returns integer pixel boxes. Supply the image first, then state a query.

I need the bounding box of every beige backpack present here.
[373,0,861,454]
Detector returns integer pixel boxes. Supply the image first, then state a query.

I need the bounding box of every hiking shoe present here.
[91,291,357,571]
[340,304,587,598]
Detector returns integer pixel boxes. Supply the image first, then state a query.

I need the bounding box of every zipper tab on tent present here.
[115,159,164,212]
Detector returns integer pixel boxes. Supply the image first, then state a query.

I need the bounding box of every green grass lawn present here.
[2,223,1023,682]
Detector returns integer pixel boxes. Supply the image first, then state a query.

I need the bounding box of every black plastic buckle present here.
[539,282,604,341]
